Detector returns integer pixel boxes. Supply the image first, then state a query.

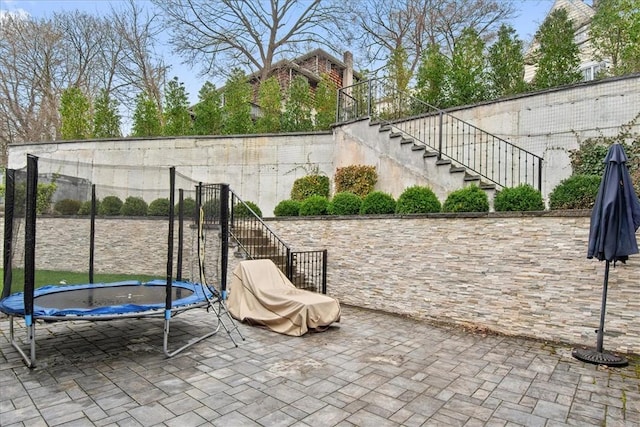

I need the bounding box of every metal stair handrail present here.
[229,191,327,293]
[337,78,543,191]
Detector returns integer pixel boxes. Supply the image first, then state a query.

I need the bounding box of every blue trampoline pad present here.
[0,280,215,317]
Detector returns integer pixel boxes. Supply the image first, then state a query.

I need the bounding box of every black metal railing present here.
[337,78,543,191]
[196,183,327,294]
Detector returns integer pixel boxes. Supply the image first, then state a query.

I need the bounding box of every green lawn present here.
[0,269,162,293]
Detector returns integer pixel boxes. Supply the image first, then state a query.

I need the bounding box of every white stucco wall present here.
[7,132,335,217]
[448,73,640,197]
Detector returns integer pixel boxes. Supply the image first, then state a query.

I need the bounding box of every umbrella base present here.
[572,348,628,367]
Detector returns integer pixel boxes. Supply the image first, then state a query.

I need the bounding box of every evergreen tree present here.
[132,91,162,137]
[590,0,640,76]
[449,28,488,106]
[222,69,254,135]
[255,76,282,133]
[487,25,527,98]
[59,87,92,140]
[92,89,121,138]
[385,46,412,118]
[532,8,582,89]
[282,75,313,132]
[193,82,223,135]
[314,73,337,130]
[415,43,451,109]
[163,77,192,136]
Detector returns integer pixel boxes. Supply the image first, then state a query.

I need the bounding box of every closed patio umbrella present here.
[573,143,640,366]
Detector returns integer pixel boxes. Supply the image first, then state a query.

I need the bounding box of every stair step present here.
[479,182,496,190]
[389,132,403,139]
[464,174,481,182]
[435,159,451,166]
[411,145,425,152]
[379,125,391,132]
[400,138,413,145]
[423,151,438,158]
[450,166,466,173]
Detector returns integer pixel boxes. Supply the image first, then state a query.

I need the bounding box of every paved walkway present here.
[1,305,639,426]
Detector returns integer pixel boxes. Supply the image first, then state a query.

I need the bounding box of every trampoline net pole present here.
[89,184,96,284]
[2,169,15,299]
[220,184,229,298]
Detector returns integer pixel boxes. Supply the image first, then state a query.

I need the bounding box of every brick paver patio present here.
[1,305,639,426]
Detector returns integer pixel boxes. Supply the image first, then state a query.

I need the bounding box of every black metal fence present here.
[337,78,543,191]
[197,184,328,294]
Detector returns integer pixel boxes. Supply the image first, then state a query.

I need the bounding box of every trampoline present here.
[0,280,214,319]
[1,157,244,368]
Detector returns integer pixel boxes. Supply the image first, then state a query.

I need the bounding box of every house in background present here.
[524,0,608,83]
[247,49,357,95]
[245,49,358,118]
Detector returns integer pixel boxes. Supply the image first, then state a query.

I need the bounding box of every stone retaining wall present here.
[3,212,639,355]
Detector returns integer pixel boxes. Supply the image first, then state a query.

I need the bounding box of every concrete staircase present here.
[334,117,497,209]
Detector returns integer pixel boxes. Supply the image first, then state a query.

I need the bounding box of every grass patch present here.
[1,269,161,293]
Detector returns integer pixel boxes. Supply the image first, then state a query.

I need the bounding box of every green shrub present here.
[121,196,148,216]
[98,195,123,216]
[290,175,330,201]
[148,198,170,216]
[549,174,601,209]
[299,195,330,216]
[36,182,57,214]
[234,201,262,218]
[360,191,396,215]
[273,199,300,216]
[334,165,377,197]
[442,186,489,213]
[176,197,196,218]
[328,192,362,215]
[54,199,82,215]
[395,185,441,214]
[78,199,100,215]
[494,184,545,212]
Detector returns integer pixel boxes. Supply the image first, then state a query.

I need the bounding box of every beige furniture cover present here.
[227,259,341,336]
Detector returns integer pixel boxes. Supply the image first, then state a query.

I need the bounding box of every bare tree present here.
[111,0,168,119]
[152,0,342,82]
[0,13,64,158]
[0,1,166,153]
[347,0,515,78]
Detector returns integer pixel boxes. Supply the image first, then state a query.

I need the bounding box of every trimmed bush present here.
[334,165,377,197]
[176,197,196,218]
[442,186,489,213]
[395,185,441,214]
[148,198,170,216]
[98,196,123,216]
[78,199,100,215]
[299,195,330,216]
[54,199,82,215]
[290,175,330,201]
[360,191,396,215]
[328,192,362,215]
[494,184,545,212]
[120,196,148,216]
[273,199,301,217]
[549,174,601,209]
[234,201,262,218]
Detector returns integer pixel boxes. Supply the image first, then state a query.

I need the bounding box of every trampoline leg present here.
[9,316,36,368]
[163,315,221,358]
